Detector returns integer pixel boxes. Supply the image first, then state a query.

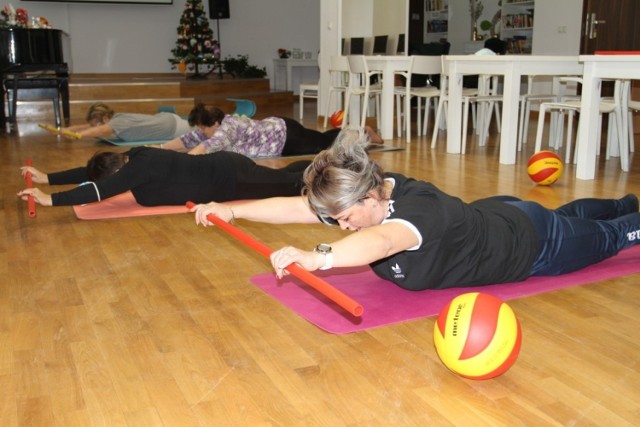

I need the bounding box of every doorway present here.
[580,0,640,54]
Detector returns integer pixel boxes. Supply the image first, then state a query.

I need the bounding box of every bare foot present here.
[365,126,383,144]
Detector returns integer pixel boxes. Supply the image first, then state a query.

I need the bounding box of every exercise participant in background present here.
[191,128,640,291]
[159,102,382,157]
[18,146,310,207]
[58,102,193,141]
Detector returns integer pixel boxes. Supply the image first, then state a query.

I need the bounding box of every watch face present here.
[316,243,332,253]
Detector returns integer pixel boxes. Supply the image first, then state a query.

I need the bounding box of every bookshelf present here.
[501,0,535,54]
[424,0,449,43]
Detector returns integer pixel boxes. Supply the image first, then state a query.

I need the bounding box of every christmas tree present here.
[169,0,221,79]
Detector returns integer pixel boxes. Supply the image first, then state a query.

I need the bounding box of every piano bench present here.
[4,77,65,127]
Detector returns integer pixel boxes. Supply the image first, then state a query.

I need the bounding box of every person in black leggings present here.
[159,102,382,157]
[17,146,311,207]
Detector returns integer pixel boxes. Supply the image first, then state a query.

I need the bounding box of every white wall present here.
[532,0,582,55]
[12,0,584,110]
[14,0,320,81]
[342,0,372,38]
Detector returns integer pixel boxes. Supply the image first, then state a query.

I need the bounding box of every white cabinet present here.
[424,0,449,43]
[501,0,535,53]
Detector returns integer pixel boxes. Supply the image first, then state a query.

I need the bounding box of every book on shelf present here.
[426,0,448,12]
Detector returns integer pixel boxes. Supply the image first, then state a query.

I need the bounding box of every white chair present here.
[517,75,581,150]
[298,82,318,120]
[467,74,503,151]
[394,55,441,141]
[393,56,414,141]
[534,79,627,171]
[323,55,350,128]
[431,55,503,153]
[298,55,320,120]
[431,56,478,150]
[344,55,382,129]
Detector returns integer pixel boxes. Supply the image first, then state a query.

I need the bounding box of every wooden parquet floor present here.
[1,103,639,426]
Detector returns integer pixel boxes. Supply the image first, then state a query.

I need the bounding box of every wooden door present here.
[580,0,640,53]
[408,0,424,46]
[580,0,640,99]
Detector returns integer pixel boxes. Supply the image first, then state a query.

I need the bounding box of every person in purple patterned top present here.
[160,103,382,157]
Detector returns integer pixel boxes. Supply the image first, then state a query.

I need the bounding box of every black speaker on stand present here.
[209,0,230,79]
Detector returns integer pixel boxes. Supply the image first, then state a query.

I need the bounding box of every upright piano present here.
[0,28,70,125]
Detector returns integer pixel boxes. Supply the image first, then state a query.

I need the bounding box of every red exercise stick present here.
[25,159,36,218]
[186,202,364,317]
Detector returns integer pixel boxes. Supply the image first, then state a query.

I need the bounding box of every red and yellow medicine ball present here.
[527,150,563,185]
[330,110,344,128]
[434,292,522,380]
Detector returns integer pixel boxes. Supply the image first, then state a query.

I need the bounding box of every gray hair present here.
[303,127,386,216]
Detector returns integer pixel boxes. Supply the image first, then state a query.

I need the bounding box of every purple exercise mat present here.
[250,246,640,334]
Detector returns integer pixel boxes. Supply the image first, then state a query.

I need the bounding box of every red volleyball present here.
[527,150,563,185]
[330,110,344,128]
[434,292,522,380]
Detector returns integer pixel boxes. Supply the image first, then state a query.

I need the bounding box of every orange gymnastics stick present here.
[186,202,364,317]
[25,159,36,218]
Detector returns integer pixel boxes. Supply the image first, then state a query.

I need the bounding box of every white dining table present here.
[575,54,640,180]
[445,55,583,164]
[364,55,413,140]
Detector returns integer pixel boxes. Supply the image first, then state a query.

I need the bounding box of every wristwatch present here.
[314,243,333,270]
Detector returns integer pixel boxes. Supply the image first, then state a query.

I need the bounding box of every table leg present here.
[575,73,601,180]
[378,64,395,140]
[499,65,520,164]
[446,62,463,154]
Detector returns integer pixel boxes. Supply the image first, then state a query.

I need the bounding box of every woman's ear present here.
[366,189,383,200]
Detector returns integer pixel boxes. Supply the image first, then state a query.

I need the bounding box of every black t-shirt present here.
[322,173,539,290]
[49,147,237,206]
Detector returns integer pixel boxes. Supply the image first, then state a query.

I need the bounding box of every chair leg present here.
[422,98,431,137]
[431,98,445,149]
[565,110,574,162]
[628,110,636,153]
[618,110,629,171]
[375,94,381,131]
[299,93,304,120]
[341,91,351,129]
[404,92,411,142]
[396,94,402,138]
[53,94,62,128]
[522,100,532,146]
[534,104,548,153]
[555,111,566,150]
[323,91,333,128]
[517,98,526,150]
[359,89,369,129]
[11,85,18,123]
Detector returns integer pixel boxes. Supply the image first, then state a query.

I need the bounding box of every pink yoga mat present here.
[250,246,640,334]
[73,192,187,220]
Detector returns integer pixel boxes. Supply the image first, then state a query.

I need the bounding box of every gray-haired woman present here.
[191,128,640,291]
[59,102,193,141]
